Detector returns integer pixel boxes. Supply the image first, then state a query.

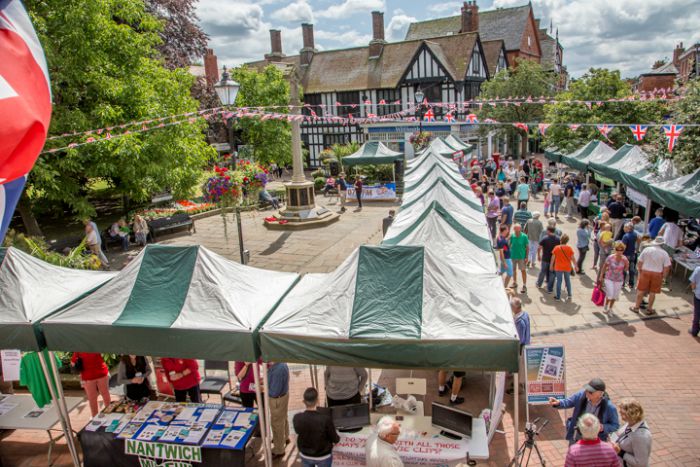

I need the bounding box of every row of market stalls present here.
[546,140,700,218]
[0,136,521,465]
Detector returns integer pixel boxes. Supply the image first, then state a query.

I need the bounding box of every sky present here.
[196,0,700,79]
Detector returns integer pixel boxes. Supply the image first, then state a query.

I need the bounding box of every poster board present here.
[523,345,566,405]
[347,183,397,201]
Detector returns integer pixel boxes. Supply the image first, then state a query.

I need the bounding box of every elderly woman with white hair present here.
[565,414,621,466]
[365,416,403,467]
[525,211,543,268]
[611,398,652,467]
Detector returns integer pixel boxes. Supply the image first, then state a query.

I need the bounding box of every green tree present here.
[23,0,215,231]
[666,78,700,172]
[543,68,668,152]
[478,60,557,158]
[231,65,292,166]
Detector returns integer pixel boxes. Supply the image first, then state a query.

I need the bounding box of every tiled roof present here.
[246,33,479,94]
[405,4,532,51]
[482,40,505,76]
[538,30,557,70]
[642,61,678,76]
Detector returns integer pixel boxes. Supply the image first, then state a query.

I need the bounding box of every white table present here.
[333,413,489,466]
[0,394,83,465]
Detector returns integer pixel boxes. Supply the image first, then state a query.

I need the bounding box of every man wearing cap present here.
[549,378,619,445]
[630,236,672,316]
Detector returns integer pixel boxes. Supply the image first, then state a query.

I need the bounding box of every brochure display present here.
[78,400,258,467]
[523,345,566,405]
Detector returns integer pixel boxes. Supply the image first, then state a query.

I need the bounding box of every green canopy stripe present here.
[404,164,470,193]
[383,201,493,252]
[114,245,199,327]
[588,145,633,179]
[559,141,599,171]
[350,246,424,339]
[401,178,482,212]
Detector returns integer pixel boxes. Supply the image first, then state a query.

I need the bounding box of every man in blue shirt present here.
[690,267,700,337]
[500,196,514,228]
[621,222,639,288]
[548,378,619,444]
[648,208,665,238]
[267,362,290,457]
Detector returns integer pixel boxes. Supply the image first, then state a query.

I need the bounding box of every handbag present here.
[591,285,606,306]
[559,245,576,276]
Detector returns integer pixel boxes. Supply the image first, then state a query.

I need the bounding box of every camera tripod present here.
[509,418,549,467]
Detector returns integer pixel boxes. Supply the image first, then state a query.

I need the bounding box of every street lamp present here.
[414,89,424,133]
[214,66,247,264]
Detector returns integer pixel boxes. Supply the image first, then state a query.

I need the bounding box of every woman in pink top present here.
[598,241,629,314]
[234,359,261,408]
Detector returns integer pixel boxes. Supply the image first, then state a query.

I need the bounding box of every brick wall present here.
[638,74,675,92]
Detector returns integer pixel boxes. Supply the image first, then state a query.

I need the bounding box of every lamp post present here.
[414,89,424,134]
[214,66,247,264]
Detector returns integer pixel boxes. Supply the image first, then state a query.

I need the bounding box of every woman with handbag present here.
[71,352,111,416]
[598,241,629,314]
[550,234,578,301]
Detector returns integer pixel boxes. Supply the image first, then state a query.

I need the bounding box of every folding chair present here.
[154,366,175,400]
[199,360,231,401]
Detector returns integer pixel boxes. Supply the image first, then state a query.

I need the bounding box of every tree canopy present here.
[667,78,700,172]
[231,65,292,166]
[477,60,557,157]
[542,68,668,153]
[25,0,215,220]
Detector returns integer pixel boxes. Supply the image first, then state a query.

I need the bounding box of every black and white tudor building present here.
[248,12,501,167]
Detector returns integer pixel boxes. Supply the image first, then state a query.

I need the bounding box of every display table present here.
[78,401,258,467]
[0,394,83,465]
[673,247,700,278]
[333,413,489,466]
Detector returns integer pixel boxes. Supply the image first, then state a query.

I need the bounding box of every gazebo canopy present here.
[342,141,403,166]
[0,247,116,350]
[544,146,562,162]
[258,245,518,371]
[647,169,700,217]
[41,245,298,361]
[560,140,615,172]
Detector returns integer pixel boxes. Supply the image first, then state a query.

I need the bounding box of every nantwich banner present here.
[125,439,201,464]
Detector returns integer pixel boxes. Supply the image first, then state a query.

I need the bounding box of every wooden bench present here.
[148,213,196,241]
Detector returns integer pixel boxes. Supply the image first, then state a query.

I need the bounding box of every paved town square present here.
[2,0,700,466]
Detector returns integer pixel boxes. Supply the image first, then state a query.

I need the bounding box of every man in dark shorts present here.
[438,371,465,405]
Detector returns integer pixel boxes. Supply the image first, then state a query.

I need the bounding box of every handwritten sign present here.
[334,433,469,466]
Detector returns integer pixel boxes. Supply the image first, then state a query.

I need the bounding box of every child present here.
[543,190,551,217]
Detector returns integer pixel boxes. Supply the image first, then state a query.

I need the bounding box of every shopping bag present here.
[591,285,606,306]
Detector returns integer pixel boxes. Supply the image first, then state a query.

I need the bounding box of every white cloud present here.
[316,0,385,19]
[386,13,417,42]
[427,2,462,15]
[270,0,314,23]
[316,28,371,46]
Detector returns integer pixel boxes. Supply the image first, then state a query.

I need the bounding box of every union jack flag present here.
[378,99,385,105]
[367,113,377,118]
[629,125,648,141]
[663,124,684,152]
[568,124,581,131]
[538,123,550,136]
[423,109,435,122]
[514,123,529,133]
[364,99,371,106]
[1,0,52,242]
[465,114,478,124]
[444,112,455,122]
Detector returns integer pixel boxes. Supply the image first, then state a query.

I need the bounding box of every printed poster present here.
[347,183,397,201]
[523,344,566,405]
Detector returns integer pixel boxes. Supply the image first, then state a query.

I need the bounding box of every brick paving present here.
[2,193,699,466]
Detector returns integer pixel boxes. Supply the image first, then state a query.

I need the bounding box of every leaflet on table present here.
[0,400,18,416]
[201,407,257,449]
[85,412,125,432]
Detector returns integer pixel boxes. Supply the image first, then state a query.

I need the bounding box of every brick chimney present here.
[460,1,479,33]
[673,42,684,68]
[369,11,386,58]
[203,48,219,86]
[264,29,285,61]
[300,23,316,66]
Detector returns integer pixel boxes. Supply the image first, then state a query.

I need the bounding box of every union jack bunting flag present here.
[629,125,648,141]
[538,123,550,136]
[423,109,435,122]
[465,114,478,123]
[514,123,529,133]
[444,112,455,122]
[367,113,377,118]
[663,124,683,152]
[568,124,581,131]
[596,124,613,139]
[363,99,371,106]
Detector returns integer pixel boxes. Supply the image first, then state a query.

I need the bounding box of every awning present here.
[258,245,518,371]
[0,247,116,350]
[646,169,700,217]
[559,140,615,172]
[342,141,403,166]
[41,245,298,361]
